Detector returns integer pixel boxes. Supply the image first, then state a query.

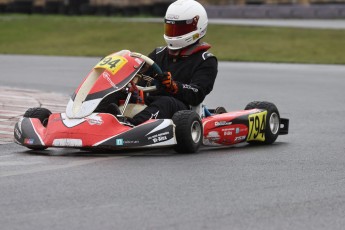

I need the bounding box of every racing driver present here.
[98,0,218,125]
[127,0,218,125]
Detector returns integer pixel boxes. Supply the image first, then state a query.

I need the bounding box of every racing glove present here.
[155,72,179,94]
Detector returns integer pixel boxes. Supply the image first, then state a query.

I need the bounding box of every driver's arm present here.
[173,57,217,106]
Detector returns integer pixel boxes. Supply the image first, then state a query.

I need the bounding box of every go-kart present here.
[14,50,289,153]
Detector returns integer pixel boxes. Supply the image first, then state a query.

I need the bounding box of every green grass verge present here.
[1,14,345,64]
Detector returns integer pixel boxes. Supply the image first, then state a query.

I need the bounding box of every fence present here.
[0,0,344,18]
[0,0,173,15]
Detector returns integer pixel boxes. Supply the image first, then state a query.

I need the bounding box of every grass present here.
[1,14,345,64]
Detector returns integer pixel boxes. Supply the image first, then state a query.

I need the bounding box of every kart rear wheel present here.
[23,107,51,150]
[244,101,280,145]
[172,110,203,153]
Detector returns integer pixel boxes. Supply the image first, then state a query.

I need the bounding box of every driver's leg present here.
[129,96,188,126]
[94,91,127,115]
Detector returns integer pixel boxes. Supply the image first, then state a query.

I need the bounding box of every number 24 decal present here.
[247,111,267,142]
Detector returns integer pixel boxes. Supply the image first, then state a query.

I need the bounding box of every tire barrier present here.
[0,0,173,16]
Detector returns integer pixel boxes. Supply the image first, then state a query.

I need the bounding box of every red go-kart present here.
[14,50,289,153]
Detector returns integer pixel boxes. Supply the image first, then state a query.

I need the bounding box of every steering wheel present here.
[130,52,163,74]
[130,52,162,92]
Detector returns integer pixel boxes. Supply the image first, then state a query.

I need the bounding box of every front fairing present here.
[66,50,145,118]
[14,113,176,149]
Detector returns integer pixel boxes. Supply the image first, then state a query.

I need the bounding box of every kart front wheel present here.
[245,101,280,145]
[172,110,203,153]
[24,107,52,127]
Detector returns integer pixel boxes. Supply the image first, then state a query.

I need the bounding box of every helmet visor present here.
[164,16,199,37]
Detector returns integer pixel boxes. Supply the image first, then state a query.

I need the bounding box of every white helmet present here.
[164,0,208,50]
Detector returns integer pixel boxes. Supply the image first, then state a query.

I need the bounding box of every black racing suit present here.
[130,42,218,125]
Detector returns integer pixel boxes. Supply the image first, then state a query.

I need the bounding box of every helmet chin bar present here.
[164,32,203,50]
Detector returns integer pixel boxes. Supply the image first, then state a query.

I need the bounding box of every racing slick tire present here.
[24,107,51,127]
[214,106,227,114]
[23,107,51,150]
[172,110,203,153]
[244,101,280,145]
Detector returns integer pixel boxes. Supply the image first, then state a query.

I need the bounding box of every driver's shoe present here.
[117,115,135,127]
[105,103,136,126]
[106,103,122,116]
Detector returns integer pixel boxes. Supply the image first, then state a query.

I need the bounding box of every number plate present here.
[247,111,267,142]
[94,55,128,75]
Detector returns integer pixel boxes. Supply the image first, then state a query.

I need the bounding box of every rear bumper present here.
[279,118,289,135]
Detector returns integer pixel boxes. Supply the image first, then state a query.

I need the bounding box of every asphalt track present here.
[1,55,345,230]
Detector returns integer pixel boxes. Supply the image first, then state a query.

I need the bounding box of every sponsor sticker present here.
[124,140,139,145]
[224,131,232,136]
[116,139,124,146]
[215,121,232,127]
[150,111,160,120]
[14,128,21,139]
[166,14,179,20]
[86,115,103,126]
[182,84,198,92]
[193,33,200,40]
[24,138,34,145]
[102,72,119,89]
[147,131,169,143]
[53,139,82,147]
[234,136,246,142]
[206,131,220,142]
